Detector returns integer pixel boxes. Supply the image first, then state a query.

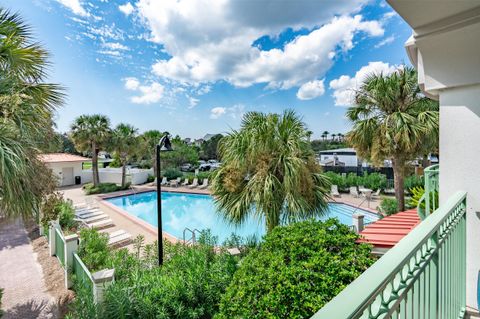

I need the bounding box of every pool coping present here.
[97,188,381,242]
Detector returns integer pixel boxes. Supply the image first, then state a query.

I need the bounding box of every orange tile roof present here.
[39,153,90,163]
[357,209,420,248]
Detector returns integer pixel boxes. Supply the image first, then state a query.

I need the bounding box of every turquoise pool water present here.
[106,191,378,242]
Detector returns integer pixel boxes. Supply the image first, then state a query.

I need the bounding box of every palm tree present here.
[346,66,438,211]
[110,124,138,187]
[337,133,344,141]
[331,133,337,141]
[140,130,162,174]
[306,130,313,142]
[322,131,329,141]
[211,110,330,233]
[0,9,64,216]
[70,115,111,187]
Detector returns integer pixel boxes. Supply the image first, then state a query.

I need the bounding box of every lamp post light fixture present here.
[156,134,173,266]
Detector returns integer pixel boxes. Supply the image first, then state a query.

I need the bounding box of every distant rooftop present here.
[319,148,356,154]
[39,153,90,163]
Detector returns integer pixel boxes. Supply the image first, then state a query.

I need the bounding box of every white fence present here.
[81,168,153,185]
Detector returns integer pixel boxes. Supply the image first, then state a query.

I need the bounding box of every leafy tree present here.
[70,115,111,187]
[346,66,438,210]
[310,139,348,153]
[211,110,330,233]
[110,123,138,187]
[139,130,162,174]
[0,9,64,216]
[162,141,199,169]
[215,219,376,319]
[200,134,223,160]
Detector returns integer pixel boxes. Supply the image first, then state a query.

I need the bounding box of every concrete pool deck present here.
[60,184,383,246]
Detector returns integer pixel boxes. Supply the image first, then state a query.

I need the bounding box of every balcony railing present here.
[418,164,440,220]
[312,191,467,319]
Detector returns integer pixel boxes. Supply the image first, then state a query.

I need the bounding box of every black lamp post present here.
[156,134,173,266]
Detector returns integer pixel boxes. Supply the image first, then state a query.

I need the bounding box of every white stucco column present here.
[439,85,480,310]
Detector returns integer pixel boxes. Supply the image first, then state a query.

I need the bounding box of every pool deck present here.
[60,184,383,248]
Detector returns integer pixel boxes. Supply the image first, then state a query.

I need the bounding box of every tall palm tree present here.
[331,133,337,141]
[337,133,344,141]
[70,115,111,187]
[140,130,162,174]
[110,124,138,187]
[211,110,330,233]
[322,131,329,141]
[346,66,438,211]
[0,9,64,216]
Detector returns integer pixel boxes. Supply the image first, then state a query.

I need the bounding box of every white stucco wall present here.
[45,162,83,186]
[439,85,480,309]
[319,154,359,167]
[80,168,153,185]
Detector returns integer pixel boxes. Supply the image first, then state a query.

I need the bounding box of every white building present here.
[39,153,89,186]
[318,148,370,167]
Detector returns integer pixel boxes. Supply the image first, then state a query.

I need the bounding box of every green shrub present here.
[58,201,78,233]
[162,168,183,180]
[78,228,110,272]
[40,192,64,229]
[183,171,212,183]
[215,219,375,319]
[146,174,155,183]
[108,152,121,168]
[324,172,386,192]
[408,186,439,213]
[83,182,130,195]
[404,175,424,193]
[379,197,399,215]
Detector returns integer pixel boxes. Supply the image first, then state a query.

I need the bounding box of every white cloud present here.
[123,78,164,104]
[188,96,199,108]
[87,24,125,41]
[124,77,140,90]
[374,35,395,48]
[97,50,121,56]
[210,107,226,119]
[56,0,89,17]
[329,61,397,106]
[137,0,382,90]
[119,2,135,16]
[296,79,325,100]
[102,42,129,50]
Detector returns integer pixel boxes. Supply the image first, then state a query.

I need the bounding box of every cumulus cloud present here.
[137,0,382,90]
[210,107,226,119]
[123,78,164,104]
[102,42,129,50]
[119,2,135,16]
[296,79,325,100]
[56,0,89,17]
[329,61,397,106]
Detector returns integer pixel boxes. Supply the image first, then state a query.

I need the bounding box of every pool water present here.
[106,191,378,243]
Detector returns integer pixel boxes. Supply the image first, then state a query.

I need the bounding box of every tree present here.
[139,130,162,174]
[71,115,111,187]
[200,134,223,160]
[346,66,439,211]
[331,133,337,141]
[0,9,64,216]
[321,131,329,141]
[110,124,138,187]
[211,110,330,233]
[162,141,199,169]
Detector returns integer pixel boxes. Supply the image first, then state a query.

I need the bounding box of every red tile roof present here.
[357,209,420,248]
[39,153,90,163]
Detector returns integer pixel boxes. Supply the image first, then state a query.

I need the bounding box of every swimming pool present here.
[105,191,378,243]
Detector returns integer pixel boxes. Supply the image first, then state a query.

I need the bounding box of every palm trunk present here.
[121,163,126,188]
[392,157,405,212]
[92,143,100,187]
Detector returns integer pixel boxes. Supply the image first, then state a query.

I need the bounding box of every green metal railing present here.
[312,191,467,319]
[73,253,94,293]
[55,228,65,267]
[418,165,440,220]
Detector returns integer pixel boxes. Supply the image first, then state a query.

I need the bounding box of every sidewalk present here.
[0,218,58,319]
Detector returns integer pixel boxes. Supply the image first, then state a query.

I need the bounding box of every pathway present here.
[0,218,57,319]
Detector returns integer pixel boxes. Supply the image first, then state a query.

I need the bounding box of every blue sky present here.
[3,0,412,139]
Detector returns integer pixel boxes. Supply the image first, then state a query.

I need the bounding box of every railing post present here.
[64,233,79,289]
[48,220,60,256]
[92,269,115,304]
[352,213,364,233]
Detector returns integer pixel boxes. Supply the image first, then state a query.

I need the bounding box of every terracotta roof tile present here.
[39,153,90,163]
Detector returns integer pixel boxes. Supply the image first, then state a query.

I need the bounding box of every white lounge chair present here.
[198,179,209,189]
[107,230,132,247]
[160,177,168,186]
[331,185,341,197]
[372,189,381,199]
[350,186,360,198]
[188,178,198,188]
[87,218,114,229]
[75,209,103,219]
[181,178,189,186]
[169,177,181,187]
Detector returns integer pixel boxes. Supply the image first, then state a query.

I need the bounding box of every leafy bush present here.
[404,175,424,193]
[108,152,121,168]
[324,172,386,192]
[408,186,439,213]
[146,174,155,183]
[378,197,399,215]
[184,171,211,182]
[78,228,110,272]
[40,193,78,232]
[215,219,375,319]
[83,182,131,195]
[58,201,78,233]
[162,168,183,180]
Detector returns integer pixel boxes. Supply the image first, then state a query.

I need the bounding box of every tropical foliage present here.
[109,123,138,187]
[346,66,438,210]
[324,171,387,192]
[378,197,399,216]
[83,182,130,195]
[70,114,111,187]
[0,9,64,217]
[212,110,330,232]
[215,219,375,319]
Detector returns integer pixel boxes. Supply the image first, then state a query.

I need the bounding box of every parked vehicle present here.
[180,163,194,172]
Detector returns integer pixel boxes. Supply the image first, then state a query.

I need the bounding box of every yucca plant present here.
[211,110,330,233]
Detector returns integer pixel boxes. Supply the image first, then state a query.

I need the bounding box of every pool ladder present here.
[183,227,201,245]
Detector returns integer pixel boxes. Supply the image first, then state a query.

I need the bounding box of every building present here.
[318,148,359,167]
[39,153,89,187]
[314,1,480,317]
